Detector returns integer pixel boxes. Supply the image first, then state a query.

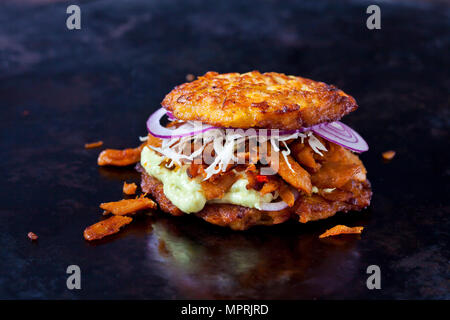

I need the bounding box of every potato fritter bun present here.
[162,71,358,130]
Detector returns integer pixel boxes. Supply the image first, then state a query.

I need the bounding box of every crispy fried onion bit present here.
[319,225,364,238]
[123,182,137,195]
[100,196,156,215]
[83,196,156,241]
[97,144,145,166]
[84,216,133,241]
[85,141,104,149]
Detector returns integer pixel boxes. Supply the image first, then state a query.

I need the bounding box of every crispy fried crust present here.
[319,225,364,238]
[295,180,372,223]
[137,164,371,231]
[196,204,292,231]
[162,71,357,130]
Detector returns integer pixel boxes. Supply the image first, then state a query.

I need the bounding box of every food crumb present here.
[382,150,396,160]
[186,74,195,81]
[123,182,138,195]
[319,225,364,238]
[85,141,104,149]
[28,232,38,241]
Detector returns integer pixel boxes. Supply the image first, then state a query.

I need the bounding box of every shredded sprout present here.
[307,131,328,156]
[149,126,325,180]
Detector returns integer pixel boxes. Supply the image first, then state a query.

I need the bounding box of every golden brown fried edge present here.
[162,71,358,130]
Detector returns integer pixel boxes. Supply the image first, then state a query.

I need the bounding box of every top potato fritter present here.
[162,71,358,130]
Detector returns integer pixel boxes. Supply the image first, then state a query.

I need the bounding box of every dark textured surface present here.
[0,0,449,299]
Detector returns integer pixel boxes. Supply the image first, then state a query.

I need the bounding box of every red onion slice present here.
[311,121,368,153]
[260,189,299,211]
[146,108,218,139]
[146,109,368,152]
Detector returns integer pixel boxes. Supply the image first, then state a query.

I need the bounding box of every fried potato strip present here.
[319,225,364,238]
[100,197,156,215]
[84,216,133,241]
[97,144,144,166]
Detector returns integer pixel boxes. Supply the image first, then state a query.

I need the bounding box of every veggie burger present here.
[99,71,372,231]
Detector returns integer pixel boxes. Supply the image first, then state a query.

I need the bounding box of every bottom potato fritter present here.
[137,164,371,231]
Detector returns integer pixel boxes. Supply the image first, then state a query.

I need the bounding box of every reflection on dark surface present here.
[147,216,365,299]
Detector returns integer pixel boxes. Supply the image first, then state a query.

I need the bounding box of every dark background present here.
[0,0,449,299]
